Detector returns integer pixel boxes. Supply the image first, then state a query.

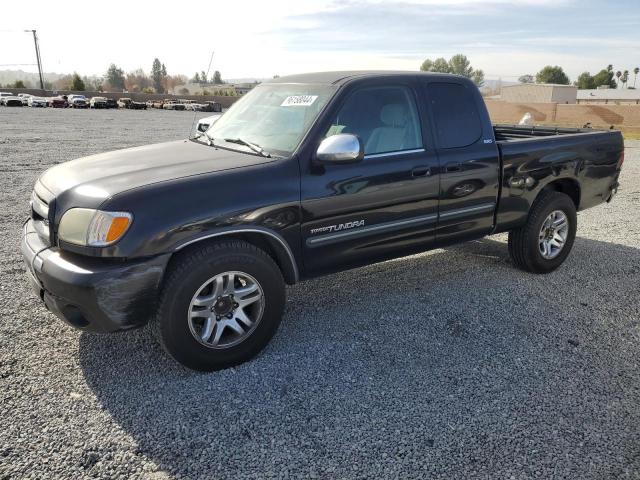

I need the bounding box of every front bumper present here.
[21,219,170,333]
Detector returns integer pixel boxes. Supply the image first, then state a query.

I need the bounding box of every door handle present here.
[445,162,462,173]
[411,166,431,177]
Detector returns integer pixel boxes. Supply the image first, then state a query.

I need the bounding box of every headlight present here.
[58,208,132,246]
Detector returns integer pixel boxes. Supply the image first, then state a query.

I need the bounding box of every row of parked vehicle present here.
[0,92,222,112]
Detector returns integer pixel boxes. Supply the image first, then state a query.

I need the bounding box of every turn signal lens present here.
[86,211,132,246]
[106,216,130,243]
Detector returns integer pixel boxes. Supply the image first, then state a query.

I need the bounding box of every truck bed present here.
[492,123,623,233]
[493,124,611,142]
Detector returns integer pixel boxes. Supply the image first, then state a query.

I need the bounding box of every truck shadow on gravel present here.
[79,236,640,479]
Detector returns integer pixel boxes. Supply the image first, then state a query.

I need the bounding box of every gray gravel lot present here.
[1,107,639,479]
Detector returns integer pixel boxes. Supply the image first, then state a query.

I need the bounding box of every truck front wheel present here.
[508,190,577,273]
[152,240,286,371]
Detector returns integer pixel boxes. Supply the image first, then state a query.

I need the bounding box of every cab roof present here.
[268,70,459,85]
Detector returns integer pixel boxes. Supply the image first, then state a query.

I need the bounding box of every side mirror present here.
[197,114,221,133]
[316,134,364,164]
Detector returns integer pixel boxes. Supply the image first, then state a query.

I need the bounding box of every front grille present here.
[30,185,52,246]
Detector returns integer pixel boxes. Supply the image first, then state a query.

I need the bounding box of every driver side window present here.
[326,86,422,156]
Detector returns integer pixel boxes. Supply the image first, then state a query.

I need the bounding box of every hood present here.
[39,140,275,203]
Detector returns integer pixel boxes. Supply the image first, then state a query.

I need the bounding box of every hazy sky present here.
[1,0,638,82]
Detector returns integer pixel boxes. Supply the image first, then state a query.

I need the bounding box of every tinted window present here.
[326,86,422,155]
[427,83,481,149]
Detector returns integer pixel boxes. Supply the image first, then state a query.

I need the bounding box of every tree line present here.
[519,64,639,89]
[2,58,230,94]
[419,54,639,91]
[191,70,224,85]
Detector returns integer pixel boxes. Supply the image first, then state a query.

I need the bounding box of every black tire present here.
[152,240,285,371]
[508,190,577,273]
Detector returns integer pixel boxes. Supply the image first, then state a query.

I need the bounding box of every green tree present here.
[420,57,450,73]
[71,73,85,91]
[621,70,629,88]
[592,68,617,88]
[575,72,595,89]
[200,71,207,84]
[448,54,473,77]
[151,58,166,94]
[472,70,485,87]
[420,54,484,85]
[106,64,125,91]
[535,65,570,85]
[518,74,534,84]
[634,67,639,88]
[142,87,154,93]
[213,70,223,84]
[13,80,25,88]
[193,72,201,83]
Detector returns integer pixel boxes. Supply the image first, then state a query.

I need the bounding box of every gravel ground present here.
[1,108,639,479]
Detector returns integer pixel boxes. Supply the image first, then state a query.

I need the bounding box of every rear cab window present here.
[426,82,482,149]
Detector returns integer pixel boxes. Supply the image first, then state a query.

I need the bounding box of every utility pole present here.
[25,29,45,90]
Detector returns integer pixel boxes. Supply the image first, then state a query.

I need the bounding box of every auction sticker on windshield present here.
[281,95,318,107]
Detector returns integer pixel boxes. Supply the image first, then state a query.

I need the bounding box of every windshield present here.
[204,83,336,157]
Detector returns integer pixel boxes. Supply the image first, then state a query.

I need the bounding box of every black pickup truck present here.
[22,71,624,371]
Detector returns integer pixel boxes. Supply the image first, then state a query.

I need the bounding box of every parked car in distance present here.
[28,96,48,107]
[21,71,625,371]
[89,97,107,109]
[151,99,165,109]
[117,98,132,108]
[49,96,68,108]
[162,101,185,111]
[117,97,147,109]
[0,92,14,103]
[68,95,88,108]
[17,93,32,105]
[1,95,23,106]
[129,100,147,110]
[145,100,155,109]
[201,101,222,113]
[105,97,117,109]
[183,100,200,111]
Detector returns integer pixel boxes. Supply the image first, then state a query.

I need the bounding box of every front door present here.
[300,81,441,275]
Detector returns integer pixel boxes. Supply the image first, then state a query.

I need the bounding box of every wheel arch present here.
[170,228,299,285]
[538,178,581,210]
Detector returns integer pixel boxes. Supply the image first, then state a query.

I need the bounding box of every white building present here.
[577,89,640,105]
[500,83,577,104]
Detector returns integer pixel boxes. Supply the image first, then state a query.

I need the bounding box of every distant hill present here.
[0,69,73,88]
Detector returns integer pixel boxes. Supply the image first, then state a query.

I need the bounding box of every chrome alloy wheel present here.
[188,271,265,349]
[538,210,569,260]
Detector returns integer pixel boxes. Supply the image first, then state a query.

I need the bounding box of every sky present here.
[1,0,638,82]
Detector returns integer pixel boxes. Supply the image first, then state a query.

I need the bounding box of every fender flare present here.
[173,227,299,283]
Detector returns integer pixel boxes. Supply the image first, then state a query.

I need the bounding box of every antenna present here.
[189,50,215,138]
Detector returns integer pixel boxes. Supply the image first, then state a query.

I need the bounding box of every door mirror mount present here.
[316,134,364,164]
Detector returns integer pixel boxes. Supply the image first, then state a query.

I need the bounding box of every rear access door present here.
[419,80,500,243]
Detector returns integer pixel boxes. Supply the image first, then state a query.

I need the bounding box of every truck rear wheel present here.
[508,190,577,273]
[152,240,285,371]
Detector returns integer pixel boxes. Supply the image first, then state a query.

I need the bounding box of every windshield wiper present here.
[223,138,271,158]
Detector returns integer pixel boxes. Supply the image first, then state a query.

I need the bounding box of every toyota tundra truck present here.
[22,71,624,371]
